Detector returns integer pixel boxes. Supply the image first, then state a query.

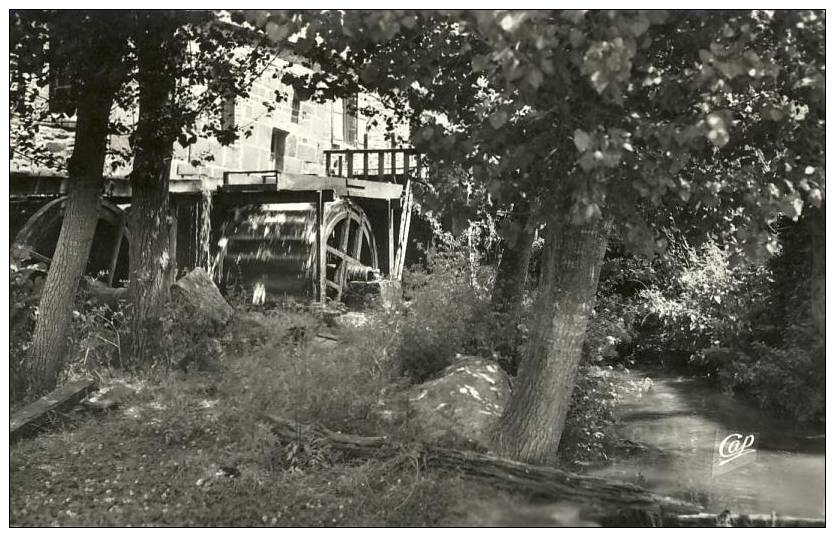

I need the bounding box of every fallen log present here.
[263,415,701,522]
[664,512,824,527]
[10,378,98,443]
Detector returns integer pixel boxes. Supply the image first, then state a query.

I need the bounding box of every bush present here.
[720,323,825,422]
[394,245,497,381]
[9,246,47,403]
[636,240,769,373]
[633,229,825,424]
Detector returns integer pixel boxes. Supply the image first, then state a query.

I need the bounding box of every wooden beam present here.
[390,135,397,175]
[397,179,414,279]
[387,200,395,277]
[11,378,98,443]
[316,191,326,302]
[363,135,369,176]
[663,513,824,528]
[277,173,403,200]
[393,178,413,279]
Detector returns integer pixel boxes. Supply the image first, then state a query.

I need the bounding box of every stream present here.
[590,367,825,519]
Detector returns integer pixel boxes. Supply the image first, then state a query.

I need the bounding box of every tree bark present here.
[25,87,117,394]
[492,209,611,465]
[126,20,181,366]
[491,203,536,374]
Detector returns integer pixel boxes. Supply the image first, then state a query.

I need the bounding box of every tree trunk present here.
[25,93,115,394]
[126,23,181,367]
[491,204,536,374]
[492,210,611,465]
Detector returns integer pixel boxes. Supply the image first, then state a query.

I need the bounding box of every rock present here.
[343,279,402,310]
[404,355,511,450]
[164,268,232,371]
[83,383,136,412]
[464,501,600,527]
[335,311,369,329]
[170,268,233,331]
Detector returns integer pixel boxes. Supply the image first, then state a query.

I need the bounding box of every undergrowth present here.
[10,305,519,527]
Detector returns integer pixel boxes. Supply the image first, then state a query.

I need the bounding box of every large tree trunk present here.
[126,21,181,366]
[25,92,115,394]
[492,210,611,465]
[491,204,536,374]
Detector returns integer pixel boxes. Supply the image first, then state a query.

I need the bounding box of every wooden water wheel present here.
[217,198,379,303]
[323,199,379,301]
[11,196,130,287]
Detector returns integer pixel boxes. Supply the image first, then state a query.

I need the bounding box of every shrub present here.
[636,240,769,374]
[394,245,497,381]
[633,228,825,424]
[720,323,825,422]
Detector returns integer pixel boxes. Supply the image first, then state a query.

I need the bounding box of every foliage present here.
[9,244,129,405]
[559,364,620,466]
[9,246,48,402]
[245,9,825,261]
[634,218,825,423]
[637,239,771,371]
[394,241,498,382]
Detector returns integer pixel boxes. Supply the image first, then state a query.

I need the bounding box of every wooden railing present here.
[325,136,421,181]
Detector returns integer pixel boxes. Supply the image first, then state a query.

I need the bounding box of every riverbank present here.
[591,366,825,519]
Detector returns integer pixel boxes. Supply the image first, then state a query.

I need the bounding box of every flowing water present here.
[590,368,825,518]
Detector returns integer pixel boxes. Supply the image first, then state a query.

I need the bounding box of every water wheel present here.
[217,198,378,303]
[323,200,379,301]
[11,196,130,287]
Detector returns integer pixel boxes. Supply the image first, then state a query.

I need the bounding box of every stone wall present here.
[170,58,408,182]
[12,57,409,183]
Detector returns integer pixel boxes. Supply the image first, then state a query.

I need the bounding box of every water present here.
[590,368,825,518]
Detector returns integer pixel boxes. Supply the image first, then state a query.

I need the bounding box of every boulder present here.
[164,268,232,371]
[404,355,511,450]
[170,268,233,331]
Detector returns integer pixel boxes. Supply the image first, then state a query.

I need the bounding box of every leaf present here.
[489,110,508,130]
[808,188,823,207]
[526,67,544,89]
[574,129,591,152]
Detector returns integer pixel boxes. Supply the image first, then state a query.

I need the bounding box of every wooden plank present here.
[390,135,397,175]
[10,378,98,443]
[316,191,326,302]
[378,152,385,177]
[106,207,126,287]
[327,245,366,266]
[274,173,403,200]
[363,135,369,176]
[387,200,395,277]
[346,151,353,178]
[393,177,413,279]
[397,179,414,279]
[663,513,824,527]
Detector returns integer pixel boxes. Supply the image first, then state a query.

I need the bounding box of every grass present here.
[9,306,521,527]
